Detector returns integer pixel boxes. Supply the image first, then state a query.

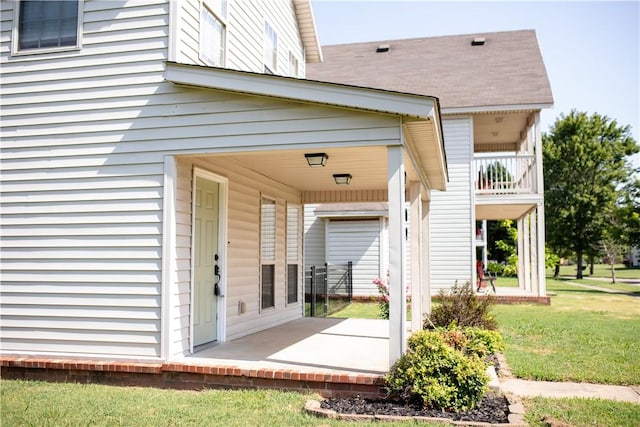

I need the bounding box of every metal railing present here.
[474,153,537,195]
[304,262,353,317]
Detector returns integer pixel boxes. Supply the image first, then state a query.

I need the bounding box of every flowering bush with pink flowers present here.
[373,274,411,319]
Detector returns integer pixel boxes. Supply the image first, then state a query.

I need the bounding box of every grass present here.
[328,301,379,318]
[523,396,640,427]
[494,278,640,385]
[550,263,640,280]
[1,380,421,427]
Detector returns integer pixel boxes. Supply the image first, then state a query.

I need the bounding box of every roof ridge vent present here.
[376,44,390,53]
[471,37,486,46]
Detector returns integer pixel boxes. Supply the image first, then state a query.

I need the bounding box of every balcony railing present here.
[474,153,538,195]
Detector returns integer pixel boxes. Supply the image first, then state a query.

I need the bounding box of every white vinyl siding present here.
[1,0,169,358]
[327,219,382,296]
[429,117,474,291]
[175,0,305,76]
[0,0,401,358]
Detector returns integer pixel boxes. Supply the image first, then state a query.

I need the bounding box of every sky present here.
[310,0,640,167]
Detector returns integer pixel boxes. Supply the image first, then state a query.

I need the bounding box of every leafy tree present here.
[543,111,639,279]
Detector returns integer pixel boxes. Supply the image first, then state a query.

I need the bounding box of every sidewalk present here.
[500,378,640,403]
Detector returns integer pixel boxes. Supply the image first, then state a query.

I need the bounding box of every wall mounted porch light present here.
[304,153,328,167]
[333,173,352,185]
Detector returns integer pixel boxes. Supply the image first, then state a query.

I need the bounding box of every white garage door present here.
[327,219,382,296]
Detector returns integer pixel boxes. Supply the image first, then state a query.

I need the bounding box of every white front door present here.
[193,176,220,346]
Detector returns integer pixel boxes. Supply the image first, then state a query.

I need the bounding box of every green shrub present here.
[425,281,498,330]
[432,327,505,359]
[385,330,488,411]
[461,327,505,359]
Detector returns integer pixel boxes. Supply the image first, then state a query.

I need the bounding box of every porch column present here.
[536,203,547,296]
[528,210,537,293]
[409,181,422,333]
[534,112,547,297]
[388,145,406,365]
[522,213,532,292]
[517,218,526,290]
[421,199,432,317]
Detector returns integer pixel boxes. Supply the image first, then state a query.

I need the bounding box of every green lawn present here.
[494,278,640,385]
[1,380,419,427]
[550,263,640,280]
[523,396,640,427]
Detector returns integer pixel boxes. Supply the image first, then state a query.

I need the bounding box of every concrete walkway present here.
[500,378,640,403]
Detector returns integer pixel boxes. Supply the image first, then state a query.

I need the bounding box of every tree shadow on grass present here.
[551,278,640,297]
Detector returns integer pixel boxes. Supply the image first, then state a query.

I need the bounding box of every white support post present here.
[523,213,532,292]
[421,199,432,317]
[161,155,177,360]
[528,210,537,293]
[534,112,547,296]
[409,181,422,333]
[517,218,525,290]
[388,145,407,365]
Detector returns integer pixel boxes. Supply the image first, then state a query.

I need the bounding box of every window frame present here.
[285,203,301,305]
[11,0,83,56]
[288,51,299,78]
[260,195,277,311]
[199,0,227,67]
[263,20,277,74]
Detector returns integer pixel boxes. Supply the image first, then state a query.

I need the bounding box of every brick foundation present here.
[0,355,385,399]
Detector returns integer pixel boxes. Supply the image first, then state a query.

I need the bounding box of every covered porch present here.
[161,62,449,367]
[1,317,394,398]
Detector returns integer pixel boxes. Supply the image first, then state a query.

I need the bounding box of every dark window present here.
[18,0,79,51]
[287,264,298,304]
[261,264,275,309]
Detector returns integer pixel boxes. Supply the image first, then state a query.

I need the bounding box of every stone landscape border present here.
[304,394,527,426]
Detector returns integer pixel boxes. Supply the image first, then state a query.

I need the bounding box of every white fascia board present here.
[316,210,388,218]
[292,0,322,63]
[442,103,553,115]
[164,62,436,119]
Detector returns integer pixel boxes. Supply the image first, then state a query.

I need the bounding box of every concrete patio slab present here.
[184,317,392,375]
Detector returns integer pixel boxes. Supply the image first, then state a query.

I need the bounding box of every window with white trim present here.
[288,51,299,78]
[263,20,277,74]
[14,0,82,54]
[286,204,300,304]
[200,0,226,67]
[260,197,276,310]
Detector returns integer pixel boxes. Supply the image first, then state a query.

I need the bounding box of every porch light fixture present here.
[333,173,352,185]
[304,153,328,167]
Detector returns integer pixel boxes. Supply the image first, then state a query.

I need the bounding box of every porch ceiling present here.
[469,110,535,152]
[475,201,536,220]
[201,146,423,193]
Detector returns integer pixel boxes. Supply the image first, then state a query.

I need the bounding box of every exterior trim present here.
[164,62,437,119]
[442,104,552,115]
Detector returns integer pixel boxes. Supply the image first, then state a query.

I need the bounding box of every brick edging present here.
[0,355,385,398]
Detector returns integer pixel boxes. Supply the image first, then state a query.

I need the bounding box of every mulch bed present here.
[320,393,510,424]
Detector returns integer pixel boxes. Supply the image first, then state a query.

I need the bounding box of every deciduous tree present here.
[543,110,639,279]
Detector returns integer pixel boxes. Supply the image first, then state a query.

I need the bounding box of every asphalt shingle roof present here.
[306,30,554,110]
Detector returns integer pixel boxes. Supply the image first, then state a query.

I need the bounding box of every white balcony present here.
[475,153,538,195]
[474,153,542,220]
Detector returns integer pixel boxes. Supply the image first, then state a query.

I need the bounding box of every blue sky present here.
[311,0,640,165]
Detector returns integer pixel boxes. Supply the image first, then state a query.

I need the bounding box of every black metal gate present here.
[304,262,353,317]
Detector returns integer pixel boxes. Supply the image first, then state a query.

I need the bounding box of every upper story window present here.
[263,21,277,74]
[288,51,299,78]
[14,0,82,54]
[200,0,227,67]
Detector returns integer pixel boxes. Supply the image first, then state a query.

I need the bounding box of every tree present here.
[543,111,639,279]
